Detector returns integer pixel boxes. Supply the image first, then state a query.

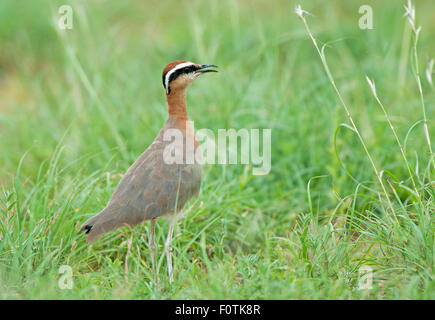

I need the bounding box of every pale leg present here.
[149,219,157,281]
[165,214,176,283]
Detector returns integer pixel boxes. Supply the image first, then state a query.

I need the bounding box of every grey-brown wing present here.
[113,154,202,219]
[81,140,201,243]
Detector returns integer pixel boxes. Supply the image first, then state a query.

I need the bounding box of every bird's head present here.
[162,60,218,95]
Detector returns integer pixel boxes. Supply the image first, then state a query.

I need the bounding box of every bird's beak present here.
[195,64,218,74]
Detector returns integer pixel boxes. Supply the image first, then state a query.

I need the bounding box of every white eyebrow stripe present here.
[164,62,195,93]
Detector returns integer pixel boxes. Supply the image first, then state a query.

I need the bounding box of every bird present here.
[79,60,218,282]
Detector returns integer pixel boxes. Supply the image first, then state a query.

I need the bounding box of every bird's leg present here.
[165,214,176,283]
[124,232,133,282]
[149,219,157,282]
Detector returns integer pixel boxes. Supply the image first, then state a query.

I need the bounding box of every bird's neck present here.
[166,89,188,121]
[165,89,199,148]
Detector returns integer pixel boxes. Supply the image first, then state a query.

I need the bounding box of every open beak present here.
[196,64,218,74]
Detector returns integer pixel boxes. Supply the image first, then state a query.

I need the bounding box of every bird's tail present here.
[79,206,124,244]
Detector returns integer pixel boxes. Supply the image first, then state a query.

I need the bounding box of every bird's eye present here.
[183,66,196,74]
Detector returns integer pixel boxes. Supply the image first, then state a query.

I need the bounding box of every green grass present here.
[0,0,434,299]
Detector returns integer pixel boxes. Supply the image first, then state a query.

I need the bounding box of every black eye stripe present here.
[163,65,200,94]
[168,66,198,83]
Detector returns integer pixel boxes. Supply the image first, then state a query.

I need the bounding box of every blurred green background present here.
[0,0,433,299]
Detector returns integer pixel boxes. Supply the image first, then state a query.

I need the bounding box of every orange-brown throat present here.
[166,89,200,148]
[166,88,188,120]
